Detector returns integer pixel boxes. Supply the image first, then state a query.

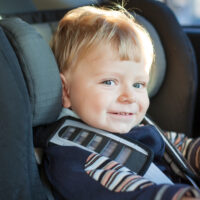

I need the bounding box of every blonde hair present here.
[51,5,154,74]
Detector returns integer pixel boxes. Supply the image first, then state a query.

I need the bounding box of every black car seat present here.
[125,0,198,137]
[0,0,198,199]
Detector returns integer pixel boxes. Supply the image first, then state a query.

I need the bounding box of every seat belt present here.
[44,115,199,188]
[49,116,153,176]
[143,116,200,190]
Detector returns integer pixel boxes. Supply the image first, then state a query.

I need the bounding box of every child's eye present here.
[102,80,115,86]
[133,82,145,89]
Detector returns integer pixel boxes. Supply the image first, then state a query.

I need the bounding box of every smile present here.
[109,112,134,116]
[107,112,136,120]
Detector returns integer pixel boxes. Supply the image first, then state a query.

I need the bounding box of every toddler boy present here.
[35,5,200,200]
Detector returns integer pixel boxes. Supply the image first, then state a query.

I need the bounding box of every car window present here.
[157,0,200,25]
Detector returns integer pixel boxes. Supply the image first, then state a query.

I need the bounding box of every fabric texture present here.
[38,125,200,200]
[164,131,200,175]
[85,153,154,192]
[32,22,58,44]
[0,27,45,200]
[33,110,200,199]
[134,14,166,98]
[0,17,62,127]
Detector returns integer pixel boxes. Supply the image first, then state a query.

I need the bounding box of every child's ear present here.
[60,73,71,108]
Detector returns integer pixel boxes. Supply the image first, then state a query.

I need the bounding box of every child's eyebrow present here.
[133,72,150,81]
[93,72,149,82]
[134,77,149,84]
[92,71,122,77]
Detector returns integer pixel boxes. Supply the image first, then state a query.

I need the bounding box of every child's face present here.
[61,44,150,133]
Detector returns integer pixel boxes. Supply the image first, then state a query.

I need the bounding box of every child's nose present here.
[117,91,135,104]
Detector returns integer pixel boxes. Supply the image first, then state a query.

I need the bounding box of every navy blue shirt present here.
[34,118,199,200]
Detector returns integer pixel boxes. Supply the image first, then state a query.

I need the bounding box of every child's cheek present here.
[90,91,112,112]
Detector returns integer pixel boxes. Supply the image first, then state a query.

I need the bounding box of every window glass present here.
[157,0,200,25]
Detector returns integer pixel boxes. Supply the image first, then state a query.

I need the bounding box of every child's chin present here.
[92,123,132,134]
[115,130,130,134]
[107,127,132,134]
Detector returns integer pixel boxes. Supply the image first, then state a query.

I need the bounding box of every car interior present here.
[0,0,199,199]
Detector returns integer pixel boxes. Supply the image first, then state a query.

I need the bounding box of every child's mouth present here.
[107,112,135,120]
[111,112,134,116]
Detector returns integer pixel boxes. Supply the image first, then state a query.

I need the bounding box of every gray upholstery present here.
[134,14,166,98]
[0,26,46,200]
[0,18,62,127]
[32,22,58,44]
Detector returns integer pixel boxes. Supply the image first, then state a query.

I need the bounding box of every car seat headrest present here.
[32,22,58,44]
[134,14,166,97]
[0,17,62,127]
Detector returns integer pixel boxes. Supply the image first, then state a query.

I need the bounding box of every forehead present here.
[79,43,150,74]
[84,44,118,63]
[74,43,149,81]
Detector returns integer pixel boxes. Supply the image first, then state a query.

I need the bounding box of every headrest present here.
[134,14,166,97]
[32,22,58,44]
[0,17,62,127]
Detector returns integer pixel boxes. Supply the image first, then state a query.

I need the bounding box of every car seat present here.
[0,0,198,199]
[124,0,198,137]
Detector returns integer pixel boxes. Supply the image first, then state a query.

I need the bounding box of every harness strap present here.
[144,116,200,189]
[49,117,153,176]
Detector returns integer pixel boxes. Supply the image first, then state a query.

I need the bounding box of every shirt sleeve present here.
[43,145,200,200]
[164,131,200,175]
